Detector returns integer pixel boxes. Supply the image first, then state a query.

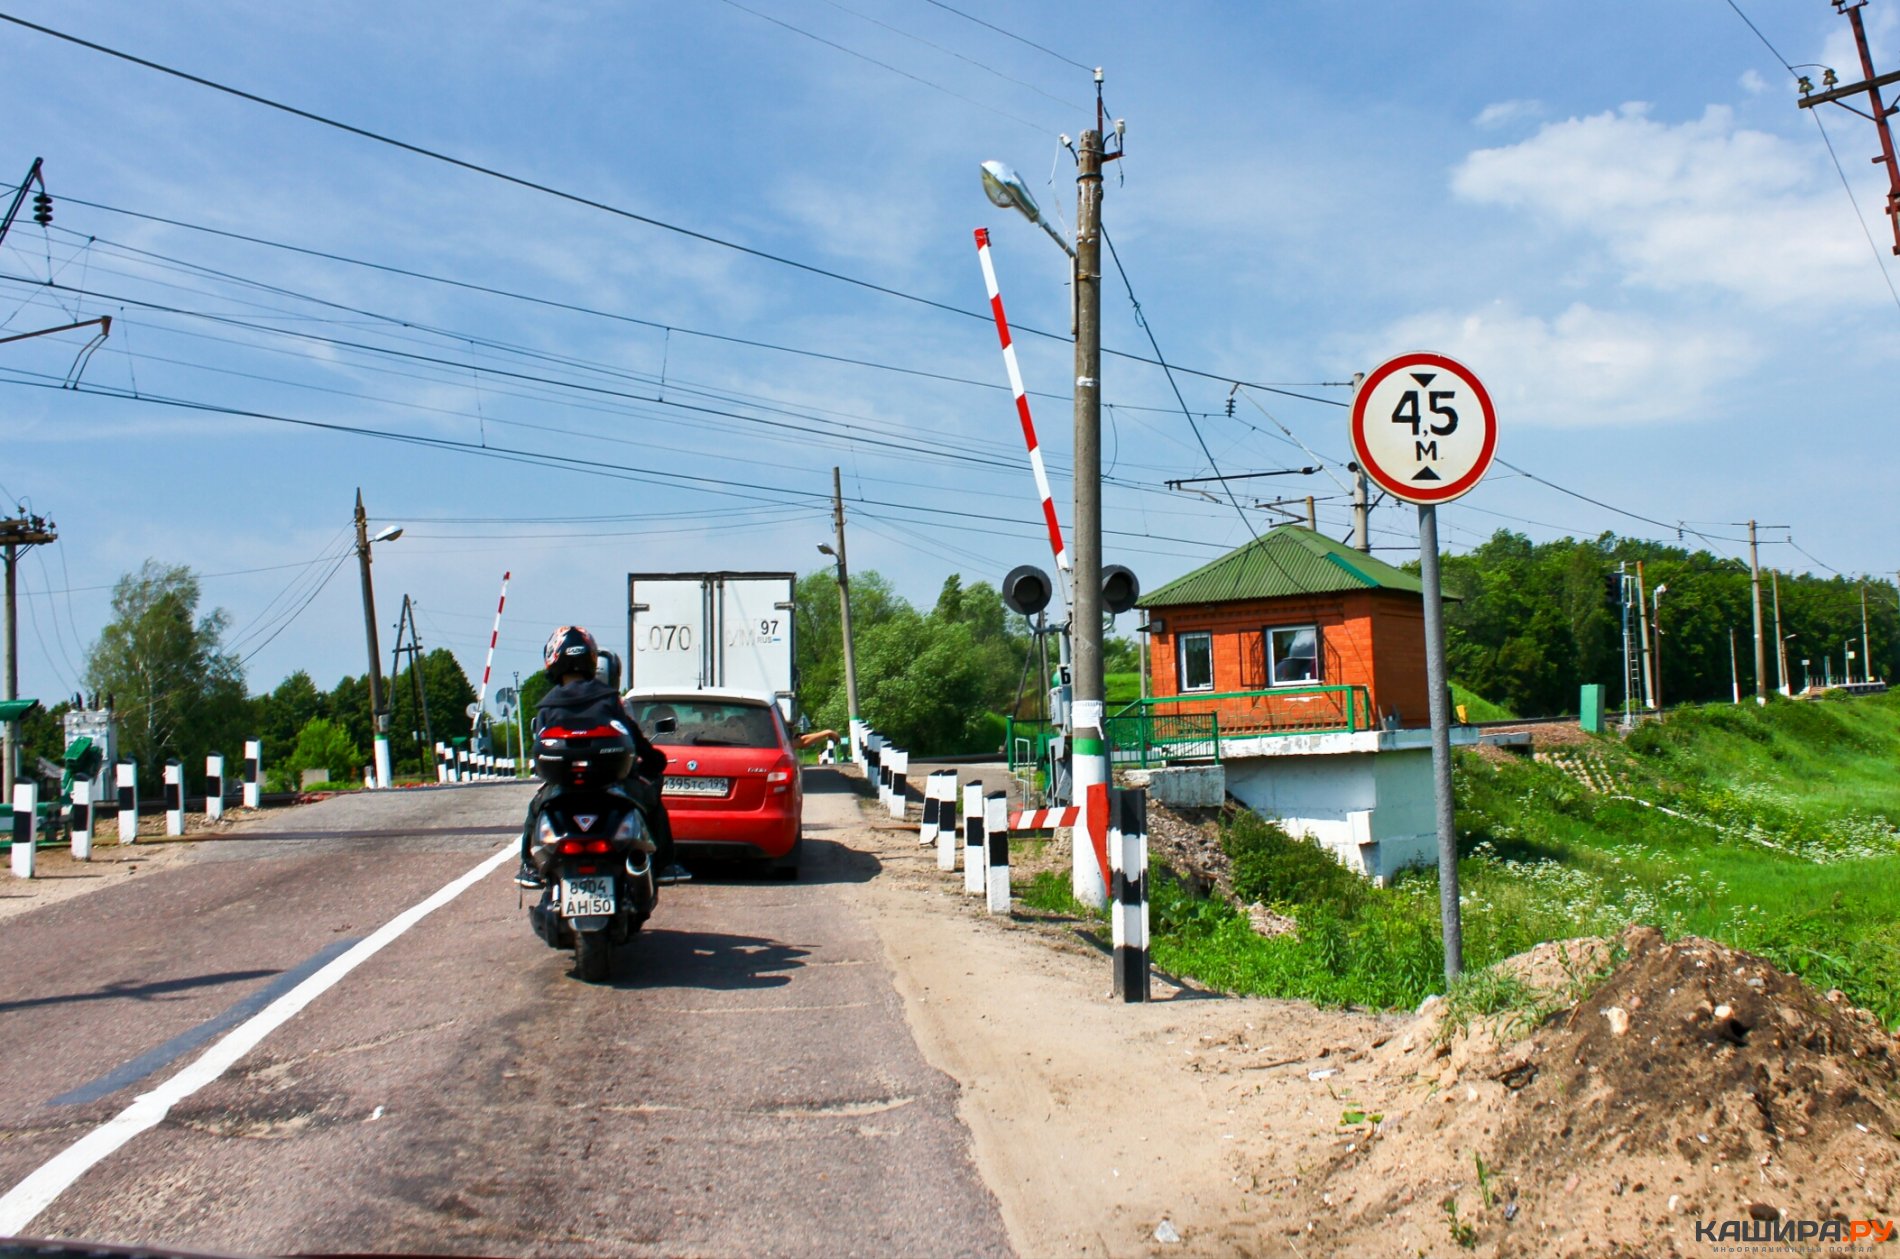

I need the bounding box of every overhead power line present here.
[0,16,1338,402]
[915,0,1093,72]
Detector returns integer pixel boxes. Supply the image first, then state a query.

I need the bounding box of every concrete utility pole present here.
[1861,585,1872,685]
[1,511,56,798]
[353,490,392,787]
[826,467,861,748]
[1350,373,1370,554]
[1730,628,1741,704]
[1772,570,1787,695]
[1635,561,1654,710]
[1068,112,1111,909]
[1748,521,1766,704]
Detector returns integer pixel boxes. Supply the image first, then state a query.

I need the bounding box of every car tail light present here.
[767,755,796,793]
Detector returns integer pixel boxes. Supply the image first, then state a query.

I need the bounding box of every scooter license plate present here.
[560,875,616,917]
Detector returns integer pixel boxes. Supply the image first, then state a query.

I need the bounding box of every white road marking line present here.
[0,843,515,1235]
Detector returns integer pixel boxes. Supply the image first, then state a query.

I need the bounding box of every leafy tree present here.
[794,568,908,728]
[387,648,478,774]
[325,674,374,758]
[256,671,325,764]
[283,717,361,787]
[83,561,248,781]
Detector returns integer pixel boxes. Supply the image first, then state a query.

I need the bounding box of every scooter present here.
[523,718,663,982]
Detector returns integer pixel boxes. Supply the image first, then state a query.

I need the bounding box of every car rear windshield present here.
[629,699,780,749]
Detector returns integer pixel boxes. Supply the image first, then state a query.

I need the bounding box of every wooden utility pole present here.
[1862,585,1873,685]
[1799,0,1900,254]
[828,468,861,741]
[353,490,392,786]
[1350,373,1370,553]
[0,511,57,798]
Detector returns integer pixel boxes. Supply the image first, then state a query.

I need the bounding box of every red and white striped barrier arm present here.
[1010,806,1082,830]
[473,570,510,730]
[975,228,1072,598]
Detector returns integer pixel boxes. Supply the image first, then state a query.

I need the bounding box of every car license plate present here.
[560,875,615,917]
[663,775,730,797]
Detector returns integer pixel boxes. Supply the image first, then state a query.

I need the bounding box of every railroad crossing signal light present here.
[30,192,50,226]
[1001,564,1053,617]
[1101,564,1140,616]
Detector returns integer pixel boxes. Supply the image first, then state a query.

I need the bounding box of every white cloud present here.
[1452,103,1880,308]
[1375,301,1755,429]
[1739,68,1768,95]
[1474,99,1544,129]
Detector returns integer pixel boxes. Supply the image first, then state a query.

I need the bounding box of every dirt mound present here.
[1298,929,1900,1256]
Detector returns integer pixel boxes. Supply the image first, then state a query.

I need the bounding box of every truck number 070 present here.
[643,624,693,651]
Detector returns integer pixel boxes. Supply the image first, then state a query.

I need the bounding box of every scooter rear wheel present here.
[575,930,611,982]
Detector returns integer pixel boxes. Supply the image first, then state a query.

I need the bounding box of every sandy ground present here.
[833,775,1395,1258]
[0,811,242,923]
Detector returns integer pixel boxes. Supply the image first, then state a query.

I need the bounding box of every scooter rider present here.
[516,625,691,888]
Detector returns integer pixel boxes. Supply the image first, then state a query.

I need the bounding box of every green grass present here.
[1451,682,1517,722]
[1105,672,1142,706]
[1147,690,1900,1026]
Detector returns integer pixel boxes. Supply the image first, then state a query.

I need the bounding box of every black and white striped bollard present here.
[116,762,139,844]
[887,748,908,821]
[985,792,1010,915]
[962,780,985,894]
[71,777,93,860]
[164,759,185,836]
[434,743,448,784]
[919,769,944,848]
[206,754,225,821]
[242,740,261,809]
[935,774,958,871]
[1111,788,1151,1003]
[11,782,37,878]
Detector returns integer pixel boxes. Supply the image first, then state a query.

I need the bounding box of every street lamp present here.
[1801,658,1811,692]
[1781,633,1798,696]
[354,490,402,789]
[984,114,1113,907]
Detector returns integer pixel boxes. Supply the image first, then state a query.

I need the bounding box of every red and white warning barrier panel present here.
[1009,806,1081,831]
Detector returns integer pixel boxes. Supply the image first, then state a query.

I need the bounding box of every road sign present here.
[1349,352,1496,504]
[465,702,482,719]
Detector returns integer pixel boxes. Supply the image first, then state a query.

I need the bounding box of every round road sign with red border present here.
[1350,352,1497,505]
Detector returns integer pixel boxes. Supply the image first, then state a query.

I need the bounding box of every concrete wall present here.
[1222,743,1438,885]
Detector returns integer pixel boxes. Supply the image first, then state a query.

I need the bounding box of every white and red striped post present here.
[974,228,1074,603]
[472,571,510,735]
[163,759,185,836]
[70,778,93,860]
[963,780,985,894]
[984,792,1010,914]
[116,762,138,844]
[1111,787,1151,1002]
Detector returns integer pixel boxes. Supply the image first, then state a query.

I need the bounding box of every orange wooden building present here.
[1138,525,1434,732]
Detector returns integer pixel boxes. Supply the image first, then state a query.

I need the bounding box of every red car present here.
[623,688,803,879]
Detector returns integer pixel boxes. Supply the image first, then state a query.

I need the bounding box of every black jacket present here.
[535,678,667,780]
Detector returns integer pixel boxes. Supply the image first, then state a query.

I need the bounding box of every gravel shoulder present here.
[824,766,1393,1257]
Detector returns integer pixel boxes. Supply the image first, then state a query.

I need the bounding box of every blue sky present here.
[3,0,1897,711]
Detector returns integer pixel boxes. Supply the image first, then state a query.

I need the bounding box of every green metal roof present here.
[1139,525,1424,608]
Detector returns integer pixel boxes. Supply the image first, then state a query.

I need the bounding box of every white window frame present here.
[1178,631,1214,692]
[1265,624,1321,687]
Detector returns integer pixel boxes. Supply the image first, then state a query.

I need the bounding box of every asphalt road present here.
[0,772,1010,1258]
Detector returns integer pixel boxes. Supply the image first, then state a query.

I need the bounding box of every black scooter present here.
[524,779,658,981]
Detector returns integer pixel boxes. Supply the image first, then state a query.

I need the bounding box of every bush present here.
[1225,810,1368,915]
[282,717,362,788]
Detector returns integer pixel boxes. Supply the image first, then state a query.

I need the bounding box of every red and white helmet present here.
[543,625,599,681]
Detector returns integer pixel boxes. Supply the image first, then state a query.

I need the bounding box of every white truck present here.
[626,572,797,721]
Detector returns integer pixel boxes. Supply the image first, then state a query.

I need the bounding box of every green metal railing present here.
[1116,683,1374,739]
[1104,711,1219,767]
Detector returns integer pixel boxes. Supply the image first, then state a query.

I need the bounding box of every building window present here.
[1266,625,1320,686]
[1178,631,1214,691]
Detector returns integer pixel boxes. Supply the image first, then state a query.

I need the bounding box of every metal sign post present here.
[1350,352,1497,985]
